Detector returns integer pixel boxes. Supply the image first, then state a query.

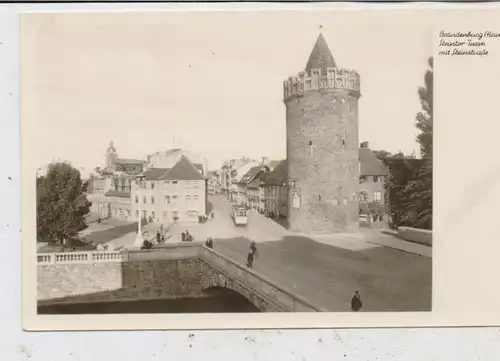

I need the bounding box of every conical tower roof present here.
[305,33,337,71]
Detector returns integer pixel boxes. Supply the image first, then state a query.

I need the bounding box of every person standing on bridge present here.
[246,249,254,269]
[250,240,258,259]
[351,290,363,311]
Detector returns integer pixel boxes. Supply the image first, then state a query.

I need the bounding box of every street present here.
[54,195,431,312]
[202,195,432,312]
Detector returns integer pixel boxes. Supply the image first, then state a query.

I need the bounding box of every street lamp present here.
[134,174,146,248]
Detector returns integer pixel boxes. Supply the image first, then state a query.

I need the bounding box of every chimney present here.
[262,157,270,166]
[360,141,369,149]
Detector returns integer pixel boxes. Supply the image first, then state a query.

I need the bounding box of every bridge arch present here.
[201,269,275,312]
[202,286,262,312]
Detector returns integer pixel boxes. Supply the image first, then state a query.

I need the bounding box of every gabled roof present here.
[305,33,337,71]
[162,156,205,181]
[267,160,283,171]
[238,165,267,185]
[141,156,205,181]
[262,159,287,186]
[142,168,170,181]
[360,148,388,176]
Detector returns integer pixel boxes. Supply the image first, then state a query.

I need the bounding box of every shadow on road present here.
[82,222,138,245]
[210,234,432,312]
[269,216,289,230]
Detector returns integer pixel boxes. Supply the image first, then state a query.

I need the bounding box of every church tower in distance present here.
[105,140,118,171]
[284,33,361,234]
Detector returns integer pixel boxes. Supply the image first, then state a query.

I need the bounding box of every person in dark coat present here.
[161,234,165,243]
[351,290,363,311]
[246,250,254,269]
[156,231,161,244]
[205,237,213,249]
[249,240,257,258]
[181,232,186,242]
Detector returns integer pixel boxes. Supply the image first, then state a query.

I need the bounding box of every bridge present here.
[37,243,323,312]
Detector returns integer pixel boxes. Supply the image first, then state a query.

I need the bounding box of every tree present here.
[37,162,92,248]
[372,150,392,160]
[401,57,433,229]
[415,57,433,159]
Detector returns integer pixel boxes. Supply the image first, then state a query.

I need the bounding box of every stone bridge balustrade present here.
[37,250,125,265]
[199,247,321,312]
[37,244,322,312]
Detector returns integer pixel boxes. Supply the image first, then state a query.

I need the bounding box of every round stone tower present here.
[284,33,361,234]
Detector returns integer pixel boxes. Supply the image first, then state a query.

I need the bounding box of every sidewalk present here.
[301,229,432,258]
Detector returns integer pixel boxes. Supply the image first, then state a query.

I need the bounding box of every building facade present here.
[238,164,269,210]
[130,156,207,224]
[262,160,289,218]
[284,33,361,234]
[106,191,132,220]
[358,142,388,207]
[228,160,261,204]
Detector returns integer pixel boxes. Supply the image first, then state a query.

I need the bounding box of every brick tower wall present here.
[284,67,361,234]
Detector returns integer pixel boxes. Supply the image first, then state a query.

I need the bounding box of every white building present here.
[131,155,207,224]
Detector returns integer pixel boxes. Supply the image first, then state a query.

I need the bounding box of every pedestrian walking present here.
[250,240,257,259]
[246,250,254,269]
[181,231,186,242]
[351,290,363,312]
[156,231,161,244]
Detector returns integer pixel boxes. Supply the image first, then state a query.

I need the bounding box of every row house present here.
[229,161,262,204]
[219,157,259,197]
[260,160,288,218]
[131,156,207,224]
[358,142,388,207]
[238,164,270,210]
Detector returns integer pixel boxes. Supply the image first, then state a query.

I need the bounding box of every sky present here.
[22,10,432,171]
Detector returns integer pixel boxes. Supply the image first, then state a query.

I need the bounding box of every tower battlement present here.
[283,67,360,102]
